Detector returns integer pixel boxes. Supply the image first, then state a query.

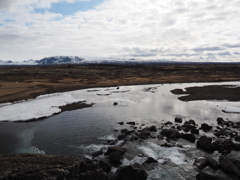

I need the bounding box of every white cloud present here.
[0,0,240,62]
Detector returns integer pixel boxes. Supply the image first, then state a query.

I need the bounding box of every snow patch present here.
[0,92,85,122]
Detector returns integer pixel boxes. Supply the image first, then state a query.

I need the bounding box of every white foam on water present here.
[30,146,46,154]
[98,134,116,141]
[0,92,85,122]
[139,142,188,165]
[78,144,108,153]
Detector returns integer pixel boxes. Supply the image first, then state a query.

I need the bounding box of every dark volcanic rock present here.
[191,128,199,134]
[118,122,124,125]
[194,157,209,169]
[105,146,126,156]
[149,126,157,132]
[115,163,148,180]
[196,136,216,152]
[201,123,212,132]
[160,129,180,140]
[196,172,224,180]
[235,135,240,142]
[175,117,182,123]
[0,154,107,180]
[144,157,158,164]
[109,151,123,164]
[219,156,240,179]
[92,150,103,157]
[99,160,111,173]
[180,133,196,142]
[127,121,136,125]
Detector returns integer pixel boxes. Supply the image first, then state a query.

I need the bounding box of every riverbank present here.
[0,64,240,104]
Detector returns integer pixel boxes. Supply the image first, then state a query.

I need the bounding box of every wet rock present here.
[157,135,164,140]
[113,102,118,106]
[105,146,126,156]
[118,122,124,125]
[121,129,130,135]
[182,127,190,132]
[92,150,103,157]
[99,160,111,173]
[217,117,226,125]
[108,140,118,145]
[196,172,224,180]
[149,126,157,132]
[160,129,180,140]
[183,120,196,129]
[213,139,235,155]
[175,117,182,123]
[219,156,240,179]
[230,131,238,138]
[201,123,212,132]
[206,156,219,169]
[115,163,148,180]
[191,128,199,134]
[164,121,173,126]
[144,157,158,164]
[141,127,151,136]
[235,135,240,142]
[196,136,216,152]
[180,133,196,142]
[214,129,228,137]
[109,151,123,164]
[127,122,136,125]
[194,157,208,169]
[118,134,126,140]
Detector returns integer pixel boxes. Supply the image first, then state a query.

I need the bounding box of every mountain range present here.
[0,56,85,65]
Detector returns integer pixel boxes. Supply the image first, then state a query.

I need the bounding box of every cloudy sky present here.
[1,0,240,62]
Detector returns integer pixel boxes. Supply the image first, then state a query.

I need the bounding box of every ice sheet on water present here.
[223,106,240,113]
[139,142,188,165]
[0,92,85,122]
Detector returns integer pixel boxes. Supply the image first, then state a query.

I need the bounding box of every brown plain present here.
[0,64,240,104]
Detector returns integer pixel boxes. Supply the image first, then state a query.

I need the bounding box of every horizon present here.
[1,0,240,62]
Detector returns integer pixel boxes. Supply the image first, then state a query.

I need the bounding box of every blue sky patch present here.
[39,0,106,16]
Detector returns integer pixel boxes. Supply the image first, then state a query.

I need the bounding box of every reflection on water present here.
[0,82,240,179]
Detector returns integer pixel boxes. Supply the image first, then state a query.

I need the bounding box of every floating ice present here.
[0,92,85,122]
[223,106,240,113]
[96,91,112,96]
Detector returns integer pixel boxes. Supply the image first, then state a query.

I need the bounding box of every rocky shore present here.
[1,116,240,180]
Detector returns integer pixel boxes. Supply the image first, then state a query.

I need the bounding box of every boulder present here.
[160,129,180,140]
[216,117,225,125]
[92,150,103,157]
[196,172,224,180]
[219,156,240,179]
[118,122,124,125]
[113,102,118,106]
[99,160,111,173]
[164,121,173,126]
[183,120,196,129]
[127,122,136,125]
[175,117,182,123]
[235,135,240,142]
[105,146,126,156]
[149,126,157,132]
[201,123,212,132]
[196,136,216,152]
[194,157,208,169]
[191,128,199,135]
[180,133,196,142]
[206,156,219,169]
[144,157,158,164]
[109,151,123,164]
[115,163,148,180]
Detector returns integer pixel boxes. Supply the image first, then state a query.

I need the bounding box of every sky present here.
[0,0,240,62]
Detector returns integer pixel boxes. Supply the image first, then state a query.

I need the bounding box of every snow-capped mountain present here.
[36,56,84,65]
[0,56,85,65]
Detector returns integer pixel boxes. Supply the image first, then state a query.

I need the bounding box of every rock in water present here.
[196,172,224,180]
[115,163,148,180]
[196,136,216,152]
